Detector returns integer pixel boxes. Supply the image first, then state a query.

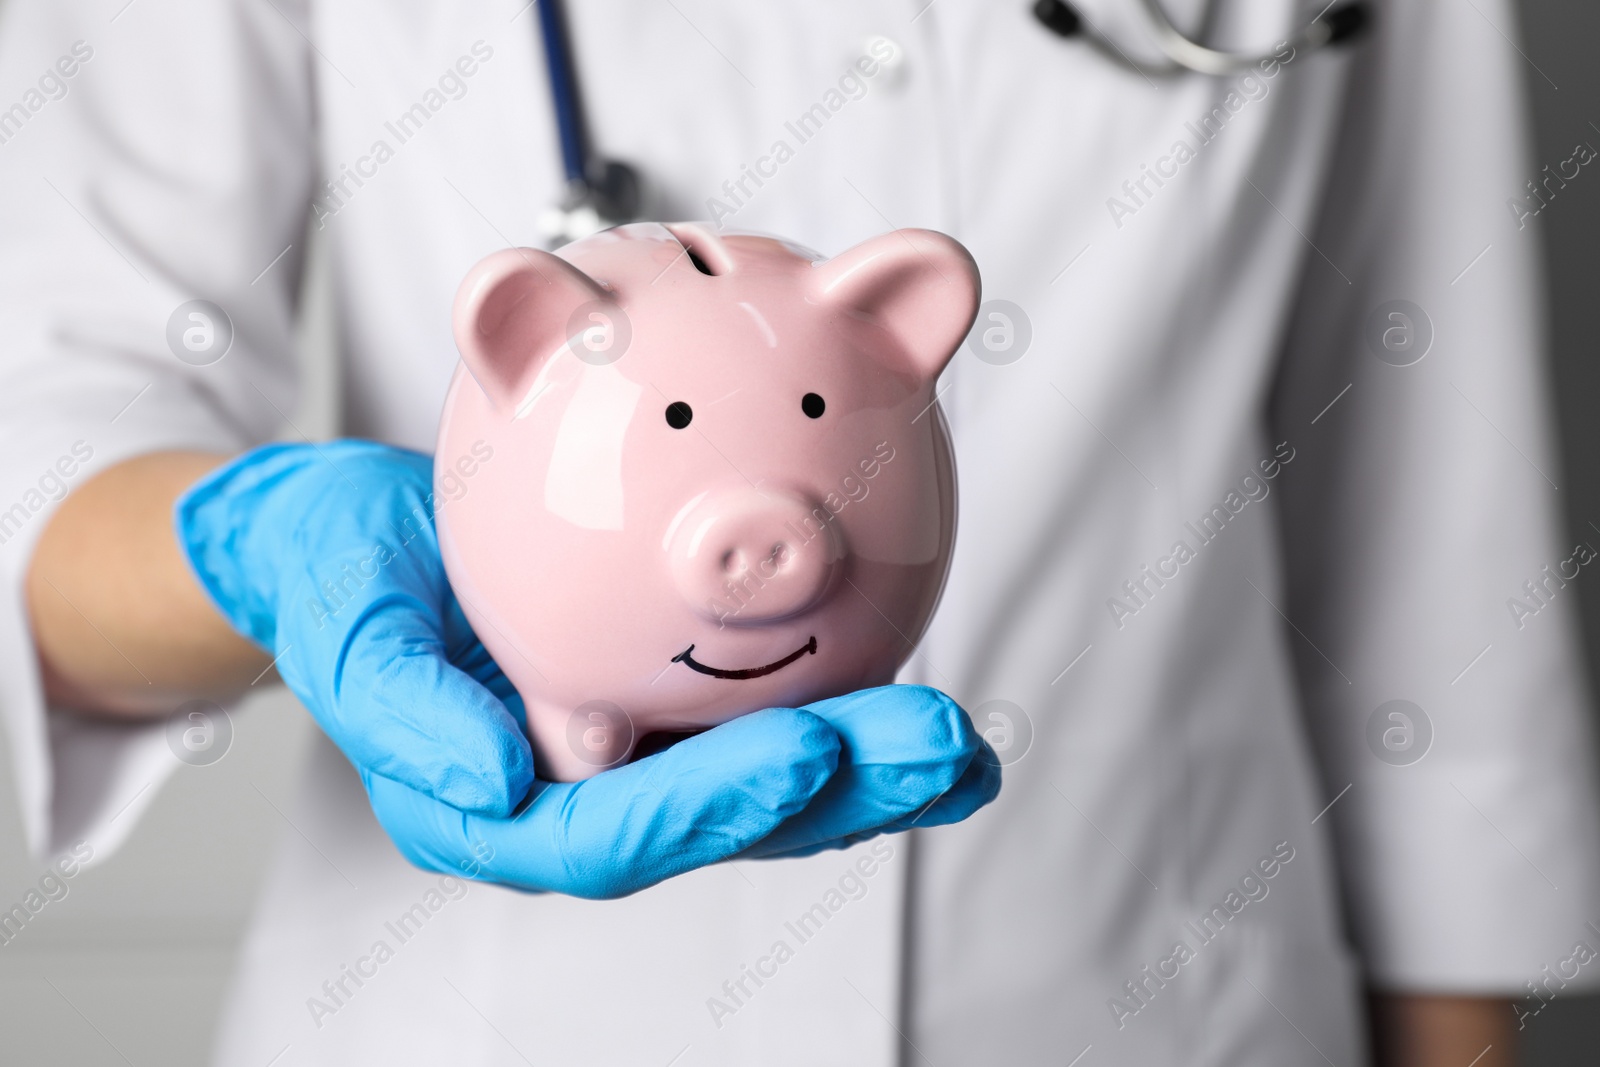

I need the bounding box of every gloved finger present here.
[741,828,886,862]
[751,736,1005,860]
[292,591,536,817]
[885,736,1002,830]
[738,685,990,859]
[438,595,524,722]
[368,707,841,898]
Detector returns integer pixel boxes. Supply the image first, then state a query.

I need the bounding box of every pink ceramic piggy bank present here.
[435,223,978,781]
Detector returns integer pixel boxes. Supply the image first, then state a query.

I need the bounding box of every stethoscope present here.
[533,0,641,248]
[533,0,1370,247]
[1031,0,1368,76]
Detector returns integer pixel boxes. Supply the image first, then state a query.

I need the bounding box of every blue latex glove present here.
[177,441,1000,897]
[374,685,1003,897]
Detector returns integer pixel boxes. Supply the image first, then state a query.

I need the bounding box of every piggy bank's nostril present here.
[721,549,744,575]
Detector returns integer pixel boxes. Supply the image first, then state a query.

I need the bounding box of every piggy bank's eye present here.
[665,401,694,429]
[801,393,826,419]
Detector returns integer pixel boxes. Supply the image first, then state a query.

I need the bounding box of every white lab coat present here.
[1,0,1597,1063]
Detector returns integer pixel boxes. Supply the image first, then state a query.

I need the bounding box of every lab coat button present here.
[858,35,909,91]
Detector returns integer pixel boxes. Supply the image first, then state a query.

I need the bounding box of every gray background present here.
[1517,0,1600,1057]
[0,1,1597,1062]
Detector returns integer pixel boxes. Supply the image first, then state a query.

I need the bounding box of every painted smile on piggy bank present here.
[435,222,978,781]
[671,637,819,680]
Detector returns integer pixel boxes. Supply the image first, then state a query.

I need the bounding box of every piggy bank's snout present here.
[668,489,844,624]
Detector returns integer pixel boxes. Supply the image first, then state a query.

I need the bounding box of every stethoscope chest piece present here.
[538,161,642,249]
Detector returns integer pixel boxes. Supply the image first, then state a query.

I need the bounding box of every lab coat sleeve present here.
[0,0,313,860]
[1270,0,1600,992]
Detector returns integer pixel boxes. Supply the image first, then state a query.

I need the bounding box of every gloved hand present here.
[177,441,537,815]
[177,441,1001,897]
[372,684,1002,897]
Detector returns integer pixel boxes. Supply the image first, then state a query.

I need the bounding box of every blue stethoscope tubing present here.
[534,0,588,187]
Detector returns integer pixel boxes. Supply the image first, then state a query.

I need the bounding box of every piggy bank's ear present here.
[810,229,980,383]
[452,248,610,409]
